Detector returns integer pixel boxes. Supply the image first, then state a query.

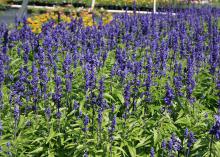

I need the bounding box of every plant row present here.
[0,6,219,157]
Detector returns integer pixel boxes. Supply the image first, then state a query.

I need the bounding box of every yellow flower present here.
[28,11,113,33]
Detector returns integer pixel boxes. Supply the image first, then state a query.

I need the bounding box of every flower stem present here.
[209,135,214,157]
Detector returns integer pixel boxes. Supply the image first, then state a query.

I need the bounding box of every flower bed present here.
[27,10,113,33]
[0,6,219,157]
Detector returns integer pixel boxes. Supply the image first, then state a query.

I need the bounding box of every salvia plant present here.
[0,5,219,157]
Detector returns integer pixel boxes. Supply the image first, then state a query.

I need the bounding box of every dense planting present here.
[0,7,220,156]
[27,11,113,33]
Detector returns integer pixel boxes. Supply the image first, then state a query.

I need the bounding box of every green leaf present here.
[10,58,21,67]
[64,143,75,149]
[135,137,151,148]
[18,115,25,129]
[153,129,158,145]
[29,147,44,154]
[104,93,116,102]
[191,139,202,152]
[175,116,191,126]
[31,137,45,144]
[76,144,84,150]
[112,146,128,156]
[214,142,220,156]
[46,127,56,144]
[48,152,55,157]
[116,92,124,104]
[127,144,136,157]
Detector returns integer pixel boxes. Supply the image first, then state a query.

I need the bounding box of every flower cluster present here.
[210,115,220,139]
[0,6,219,156]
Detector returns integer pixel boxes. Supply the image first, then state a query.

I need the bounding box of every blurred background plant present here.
[0,0,8,4]
[27,9,113,33]
[7,0,218,8]
[0,0,9,10]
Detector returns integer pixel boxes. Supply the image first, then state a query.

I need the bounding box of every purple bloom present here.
[161,139,166,150]
[184,128,189,138]
[164,83,175,106]
[39,65,49,100]
[3,29,8,47]
[179,37,186,57]
[63,52,72,73]
[83,115,89,132]
[112,104,115,113]
[187,131,197,147]
[52,76,62,112]
[84,63,96,91]
[168,139,173,151]
[109,115,116,142]
[0,60,5,84]
[150,147,154,157]
[173,63,183,97]
[14,105,20,122]
[6,141,10,148]
[98,108,103,127]
[74,101,79,110]
[195,34,204,73]
[78,110,82,119]
[167,134,182,152]
[159,39,168,76]
[31,63,39,104]
[65,73,73,93]
[210,115,220,139]
[124,83,131,109]
[186,56,195,103]
[73,46,78,68]
[0,60,4,109]
[0,120,2,131]
[172,134,182,151]
[22,41,30,64]
[83,151,88,157]
[7,151,12,156]
[44,107,51,119]
[145,56,153,102]
[111,115,116,132]
[56,111,62,119]
[97,77,105,108]
[209,23,219,75]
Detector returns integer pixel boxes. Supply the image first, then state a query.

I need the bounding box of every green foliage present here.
[0,6,220,157]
